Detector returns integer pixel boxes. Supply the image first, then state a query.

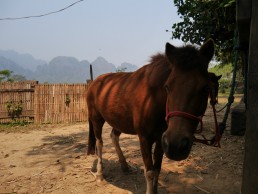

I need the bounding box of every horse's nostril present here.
[162,133,192,160]
[161,133,169,152]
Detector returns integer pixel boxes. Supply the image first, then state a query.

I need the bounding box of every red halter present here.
[165,92,221,148]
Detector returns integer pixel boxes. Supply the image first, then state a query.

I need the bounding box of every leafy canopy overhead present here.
[171,0,236,62]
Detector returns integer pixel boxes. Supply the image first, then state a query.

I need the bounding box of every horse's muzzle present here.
[161,133,193,161]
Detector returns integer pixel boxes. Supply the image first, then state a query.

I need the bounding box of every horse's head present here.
[162,39,215,161]
[208,72,222,105]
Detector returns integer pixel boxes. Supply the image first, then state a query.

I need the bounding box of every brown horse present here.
[87,39,215,194]
[208,72,222,105]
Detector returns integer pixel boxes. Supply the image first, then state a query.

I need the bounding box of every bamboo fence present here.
[34,84,89,123]
[0,81,37,123]
[0,81,89,124]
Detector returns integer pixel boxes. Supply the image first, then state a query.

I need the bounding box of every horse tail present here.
[87,119,96,155]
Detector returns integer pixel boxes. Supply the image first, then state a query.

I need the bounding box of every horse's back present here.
[87,72,134,103]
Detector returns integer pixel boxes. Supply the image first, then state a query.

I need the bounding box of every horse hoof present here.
[96,174,104,182]
[96,176,107,186]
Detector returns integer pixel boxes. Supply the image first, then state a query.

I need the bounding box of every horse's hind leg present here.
[96,138,104,182]
[91,117,105,182]
[110,128,129,172]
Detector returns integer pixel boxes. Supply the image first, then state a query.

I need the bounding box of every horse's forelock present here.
[166,45,209,72]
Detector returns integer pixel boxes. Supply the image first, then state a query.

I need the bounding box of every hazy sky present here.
[0,0,183,67]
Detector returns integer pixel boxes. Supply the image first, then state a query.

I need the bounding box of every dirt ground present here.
[0,100,244,194]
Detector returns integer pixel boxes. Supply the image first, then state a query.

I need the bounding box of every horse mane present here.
[146,44,209,88]
[147,53,170,88]
[149,53,168,65]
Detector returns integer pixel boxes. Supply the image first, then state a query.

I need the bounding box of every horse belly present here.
[101,108,137,135]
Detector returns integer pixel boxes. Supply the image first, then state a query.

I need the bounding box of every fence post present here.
[90,64,93,81]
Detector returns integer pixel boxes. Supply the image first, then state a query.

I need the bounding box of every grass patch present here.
[0,121,33,133]
[218,93,243,104]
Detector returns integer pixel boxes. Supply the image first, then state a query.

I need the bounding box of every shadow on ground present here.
[24,128,169,193]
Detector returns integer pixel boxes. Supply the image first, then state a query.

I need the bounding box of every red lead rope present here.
[165,94,221,148]
[193,103,221,148]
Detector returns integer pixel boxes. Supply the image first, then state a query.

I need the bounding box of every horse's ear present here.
[199,39,214,65]
[209,73,222,82]
[216,75,222,80]
[165,42,176,63]
[166,42,176,53]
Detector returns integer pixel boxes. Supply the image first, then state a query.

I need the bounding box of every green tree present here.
[209,64,233,93]
[0,69,26,82]
[116,67,127,72]
[0,69,13,82]
[171,0,236,62]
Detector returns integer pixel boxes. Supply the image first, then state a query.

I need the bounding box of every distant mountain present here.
[0,50,139,83]
[0,50,46,71]
[0,56,33,79]
[33,56,119,83]
[91,57,116,79]
[33,56,92,83]
[117,62,139,72]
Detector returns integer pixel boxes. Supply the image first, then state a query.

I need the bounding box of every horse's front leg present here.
[153,140,164,191]
[139,135,159,194]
